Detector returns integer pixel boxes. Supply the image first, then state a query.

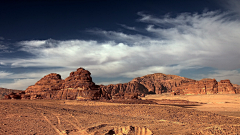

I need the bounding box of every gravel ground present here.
[0,99,240,135]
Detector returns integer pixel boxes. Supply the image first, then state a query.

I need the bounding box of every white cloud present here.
[0,37,4,40]
[96,80,124,85]
[5,10,240,77]
[0,71,12,78]
[19,40,47,47]
[118,24,136,31]
[0,79,38,90]
[1,6,240,89]
[197,70,240,85]
[219,0,240,16]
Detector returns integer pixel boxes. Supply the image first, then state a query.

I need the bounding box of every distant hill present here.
[0,87,22,99]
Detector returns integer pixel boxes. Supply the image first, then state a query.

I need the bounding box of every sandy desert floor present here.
[0,94,240,135]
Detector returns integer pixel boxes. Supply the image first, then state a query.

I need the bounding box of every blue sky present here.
[0,0,240,90]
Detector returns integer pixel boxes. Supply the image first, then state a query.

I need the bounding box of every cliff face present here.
[130,73,194,94]
[171,79,236,95]
[101,74,237,96]
[100,73,194,97]
[233,84,240,94]
[217,80,236,94]
[99,82,148,99]
[24,68,101,100]
[4,68,239,100]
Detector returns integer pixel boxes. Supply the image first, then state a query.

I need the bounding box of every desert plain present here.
[1,94,240,135]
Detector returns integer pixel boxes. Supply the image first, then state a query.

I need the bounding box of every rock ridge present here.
[4,67,238,100]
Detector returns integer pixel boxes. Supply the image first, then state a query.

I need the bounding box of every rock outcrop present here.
[233,84,240,94]
[23,68,101,100]
[171,79,236,95]
[4,67,239,100]
[217,80,236,94]
[99,82,148,100]
[100,73,194,97]
[0,88,22,99]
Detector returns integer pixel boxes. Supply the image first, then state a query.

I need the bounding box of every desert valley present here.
[1,67,240,135]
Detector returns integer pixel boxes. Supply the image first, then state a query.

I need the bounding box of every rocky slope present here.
[100,73,194,97]
[3,67,239,100]
[171,79,236,95]
[0,88,22,99]
[23,67,101,100]
[101,74,237,96]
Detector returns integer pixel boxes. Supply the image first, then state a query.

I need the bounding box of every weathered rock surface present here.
[100,73,194,97]
[3,68,239,100]
[233,84,240,94]
[0,88,22,99]
[23,68,101,100]
[25,73,64,99]
[131,73,194,94]
[218,79,236,94]
[99,82,148,100]
[172,78,236,95]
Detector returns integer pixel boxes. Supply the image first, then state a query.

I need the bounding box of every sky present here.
[0,0,240,90]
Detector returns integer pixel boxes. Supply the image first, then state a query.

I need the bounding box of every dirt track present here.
[1,94,240,135]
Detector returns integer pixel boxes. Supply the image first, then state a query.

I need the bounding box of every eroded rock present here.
[105,126,153,135]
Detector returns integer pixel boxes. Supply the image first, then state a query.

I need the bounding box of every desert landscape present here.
[1,67,240,135]
[1,0,240,134]
[1,94,240,135]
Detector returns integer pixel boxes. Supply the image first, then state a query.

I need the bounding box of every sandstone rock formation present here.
[23,68,101,100]
[3,68,239,100]
[99,82,148,100]
[0,88,22,99]
[233,84,240,94]
[171,78,236,95]
[217,80,236,94]
[100,73,194,97]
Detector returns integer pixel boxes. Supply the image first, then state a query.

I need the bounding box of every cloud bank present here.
[1,2,240,89]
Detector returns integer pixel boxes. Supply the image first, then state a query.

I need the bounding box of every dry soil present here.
[0,94,240,135]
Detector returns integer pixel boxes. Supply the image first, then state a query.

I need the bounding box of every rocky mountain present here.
[23,67,101,100]
[3,67,239,100]
[0,88,22,99]
[101,73,237,96]
[172,79,236,95]
[100,73,194,98]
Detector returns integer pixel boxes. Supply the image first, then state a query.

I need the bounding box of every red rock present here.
[0,88,22,99]
[25,73,64,99]
[100,73,193,98]
[131,73,194,94]
[24,68,101,100]
[172,79,218,95]
[4,68,238,100]
[172,79,236,95]
[233,84,240,94]
[217,80,236,94]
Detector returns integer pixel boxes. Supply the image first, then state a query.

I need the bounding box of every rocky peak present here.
[218,79,235,94]
[63,67,95,89]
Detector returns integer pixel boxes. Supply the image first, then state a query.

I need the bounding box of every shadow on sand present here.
[160,104,202,108]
